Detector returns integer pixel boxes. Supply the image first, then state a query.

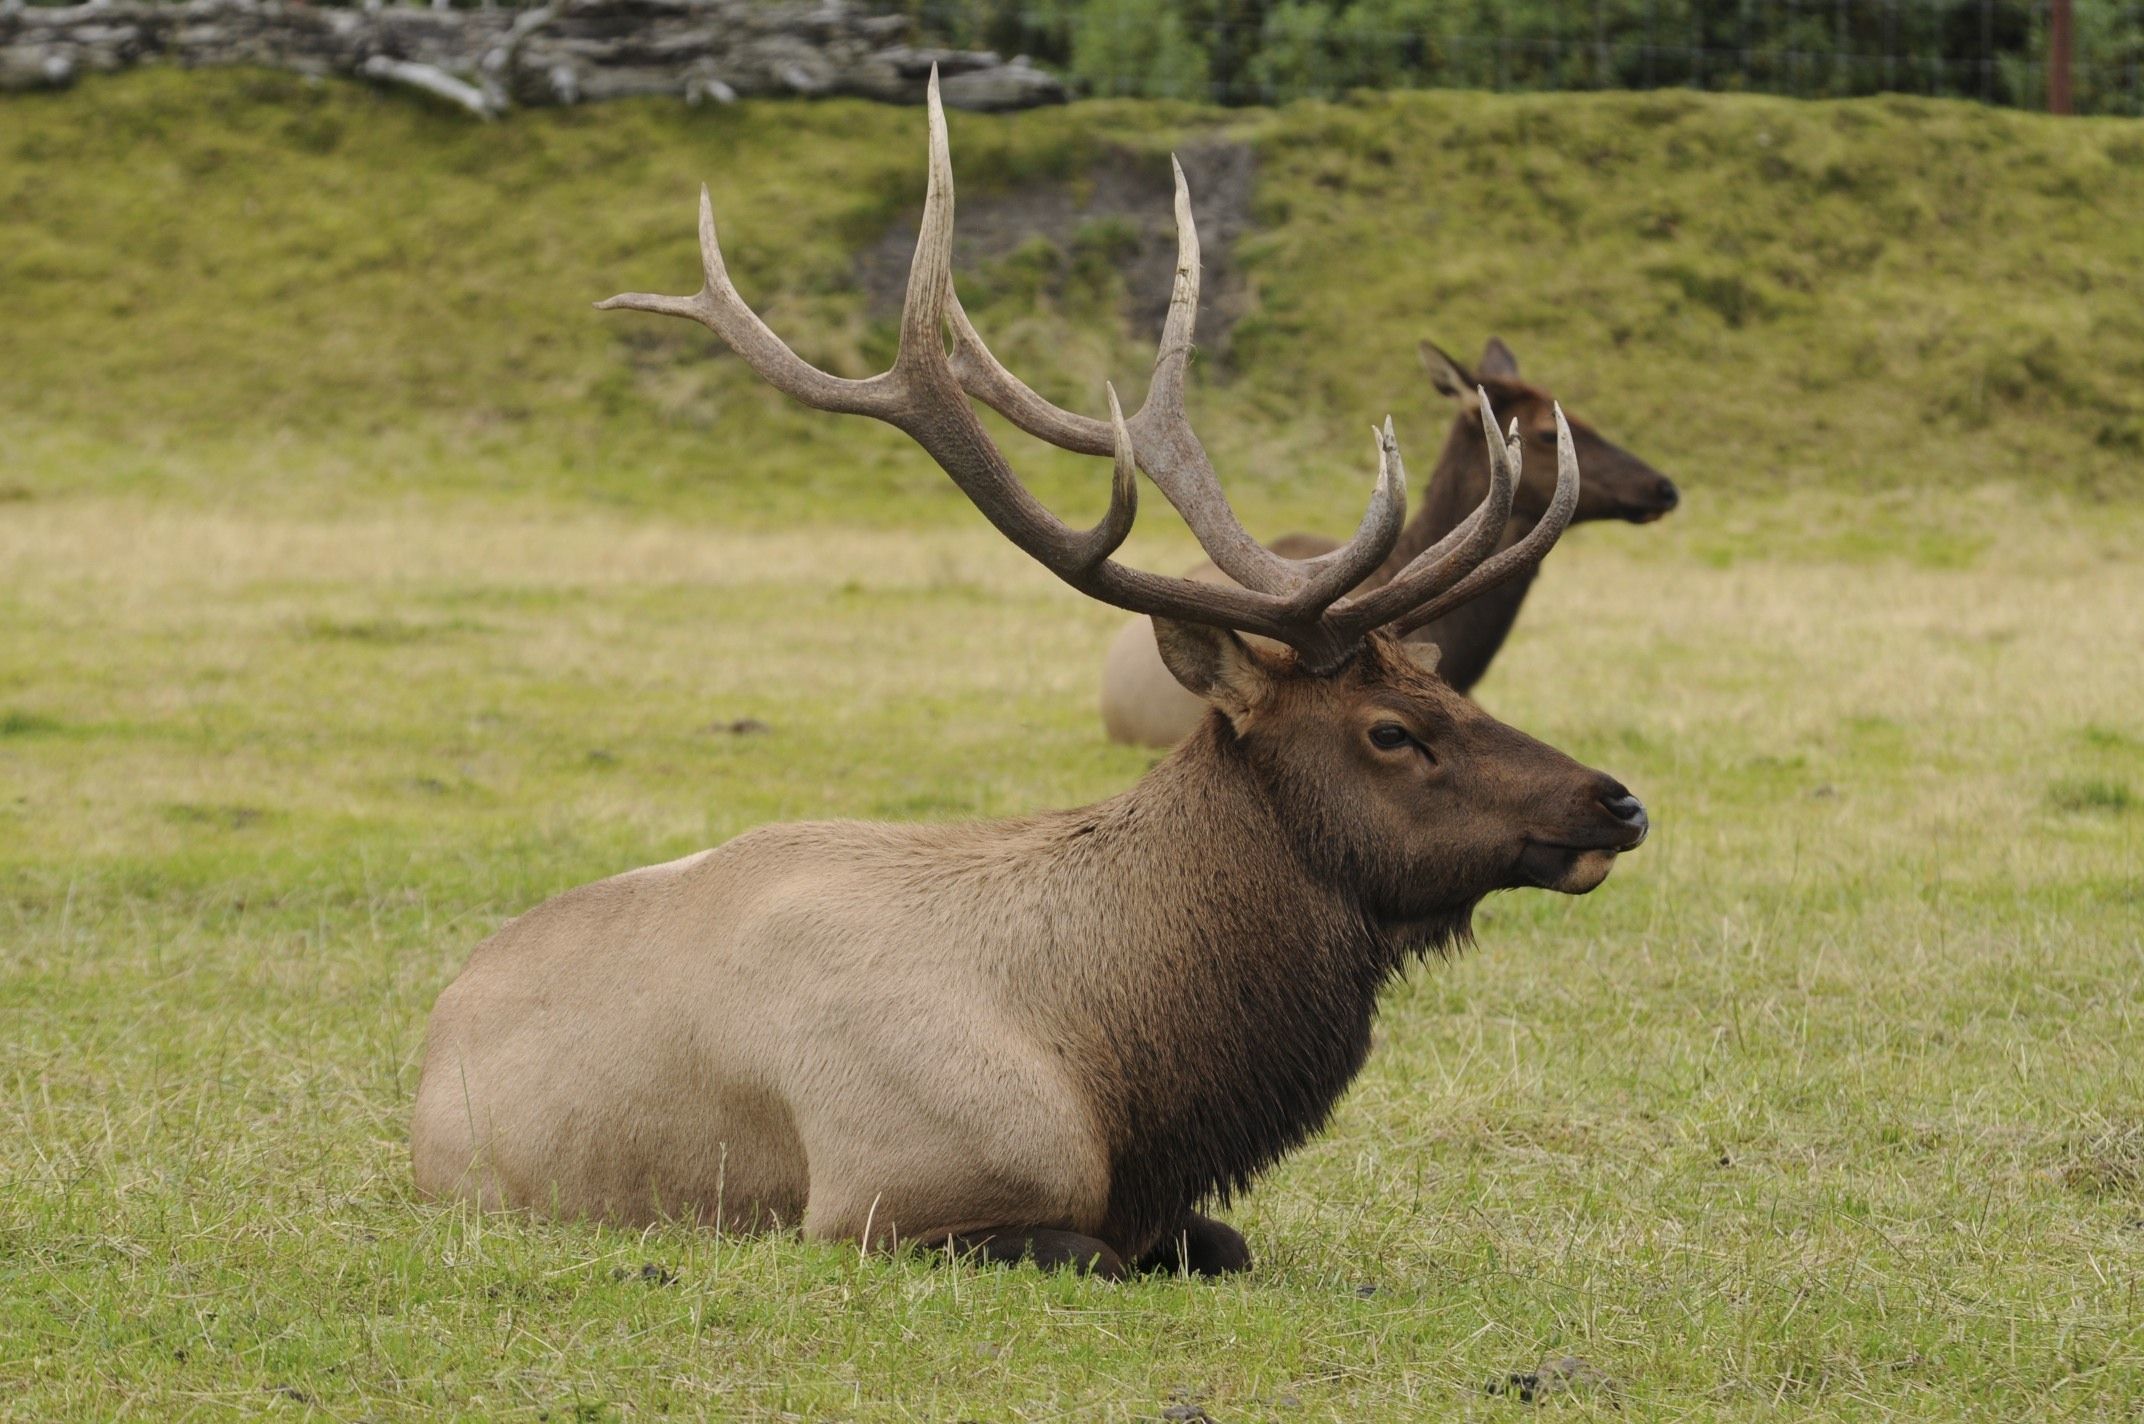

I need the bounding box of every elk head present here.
[600,70,1648,913]
[1420,338,1680,524]
[1159,624,1645,909]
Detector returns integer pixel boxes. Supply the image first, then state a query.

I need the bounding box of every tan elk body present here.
[1099,341,1681,746]
[412,78,1651,1276]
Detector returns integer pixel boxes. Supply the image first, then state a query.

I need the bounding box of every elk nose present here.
[1653,477,1680,511]
[1601,790,1648,835]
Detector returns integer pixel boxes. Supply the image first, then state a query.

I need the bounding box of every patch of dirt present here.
[856,140,1257,356]
[1161,1385,1218,1422]
[1487,1355,1618,1405]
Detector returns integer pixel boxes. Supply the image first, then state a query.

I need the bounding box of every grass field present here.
[4,71,2144,1421]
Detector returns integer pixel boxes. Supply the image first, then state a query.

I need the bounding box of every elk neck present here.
[981,717,1476,1252]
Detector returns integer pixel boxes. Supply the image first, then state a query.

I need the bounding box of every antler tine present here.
[1394,404,1582,637]
[895,75,959,378]
[1085,383,1140,568]
[1328,391,1518,637]
[1144,157,1201,424]
[1277,418,1409,618]
[946,290,1112,451]
[980,378,1140,575]
[597,188,901,420]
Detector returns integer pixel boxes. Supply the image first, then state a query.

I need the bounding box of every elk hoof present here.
[1137,1213,1252,1276]
[941,1227,1127,1279]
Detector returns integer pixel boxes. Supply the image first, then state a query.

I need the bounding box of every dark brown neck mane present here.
[1014,722,1475,1253]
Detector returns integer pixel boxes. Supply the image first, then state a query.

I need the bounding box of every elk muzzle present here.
[1516,778,1649,894]
[1629,475,1680,523]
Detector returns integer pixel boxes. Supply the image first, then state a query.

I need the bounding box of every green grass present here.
[5,72,2144,1420]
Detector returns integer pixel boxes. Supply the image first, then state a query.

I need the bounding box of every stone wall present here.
[0,0,1069,115]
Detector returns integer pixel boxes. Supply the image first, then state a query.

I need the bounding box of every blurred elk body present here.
[411,78,1650,1277]
[1099,340,1680,747]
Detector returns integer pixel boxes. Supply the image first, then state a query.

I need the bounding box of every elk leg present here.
[1134,1212,1252,1276]
[938,1227,1127,1279]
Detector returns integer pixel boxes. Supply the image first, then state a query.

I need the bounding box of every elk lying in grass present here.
[1098,338,1680,746]
[411,75,1650,1278]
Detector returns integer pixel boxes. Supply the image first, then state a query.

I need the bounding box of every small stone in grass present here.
[610,1262,677,1285]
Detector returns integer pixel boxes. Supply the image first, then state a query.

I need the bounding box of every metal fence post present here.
[2049,0,2074,113]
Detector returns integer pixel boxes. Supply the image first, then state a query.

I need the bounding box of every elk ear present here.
[1401,639,1442,676]
[1476,336,1520,380]
[1153,619,1273,724]
[1417,340,1479,407]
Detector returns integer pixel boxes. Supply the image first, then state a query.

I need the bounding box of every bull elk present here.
[410,75,1651,1278]
[1099,340,1680,746]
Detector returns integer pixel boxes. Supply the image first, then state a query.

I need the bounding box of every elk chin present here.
[1516,842,1621,895]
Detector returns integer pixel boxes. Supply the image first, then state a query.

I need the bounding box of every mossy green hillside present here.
[4,70,2143,532]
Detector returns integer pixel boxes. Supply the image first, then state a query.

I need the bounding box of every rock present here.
[0,0,1070,111]
[609,1261,678,1284]
[941,57,1066,112]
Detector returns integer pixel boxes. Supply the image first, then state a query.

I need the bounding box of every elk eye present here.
[1369,723,1413,751]
[1535,427,1558,444]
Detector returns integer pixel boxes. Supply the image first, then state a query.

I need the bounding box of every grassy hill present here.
[5,69,2143,532]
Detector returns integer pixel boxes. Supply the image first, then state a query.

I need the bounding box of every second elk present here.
[1099,335,1681,745]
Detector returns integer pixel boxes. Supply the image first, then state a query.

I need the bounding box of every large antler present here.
[942,165,1394,603]
[599,68,1575,674]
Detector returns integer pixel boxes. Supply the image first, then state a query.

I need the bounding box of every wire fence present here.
[909,0,2144,115]
[15,0,2143,114]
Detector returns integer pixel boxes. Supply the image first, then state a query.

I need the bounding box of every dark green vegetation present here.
[927,0,2144,114]
[3,73,2143,1419]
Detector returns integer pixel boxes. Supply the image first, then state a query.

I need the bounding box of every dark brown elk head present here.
[601,72,1649,917]
[1157,623,1645,912]
[1420,338,1679,525]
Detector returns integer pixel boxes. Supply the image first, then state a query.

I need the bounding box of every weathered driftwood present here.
[360,52,499,116]
[0,0,1069,112]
